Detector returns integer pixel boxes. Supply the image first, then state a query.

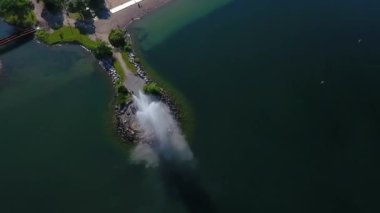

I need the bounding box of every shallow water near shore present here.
[131,0,380,212]
[130,0,232,50]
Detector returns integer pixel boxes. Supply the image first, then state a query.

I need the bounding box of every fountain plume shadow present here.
[159,158,218,213]
[131,91,218,213]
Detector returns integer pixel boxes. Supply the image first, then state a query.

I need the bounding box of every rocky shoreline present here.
[99,36,182,144]
[4,0,182,145]
[34,30,182,144]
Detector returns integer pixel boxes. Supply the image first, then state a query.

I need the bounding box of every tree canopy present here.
[0,0,36,28]
[67,0,105,14]
[42,0,65,11]
[68,0,88,14]
[108,28,125,48]
[93,40,112,59]
[143,82,162,96]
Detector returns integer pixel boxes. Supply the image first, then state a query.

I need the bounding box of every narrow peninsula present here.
[0,0,181,143]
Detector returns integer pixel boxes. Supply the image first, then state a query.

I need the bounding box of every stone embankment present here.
[114,90,182,144]
[129,52,150,83]
[115,100,141,143]
[106,42,182,143]
[99,58,121,86]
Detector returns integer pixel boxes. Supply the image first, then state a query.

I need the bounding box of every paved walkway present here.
[114,51,145,93]
[31,0,47,27]
[94,0,170,41]
[110,0,143,14]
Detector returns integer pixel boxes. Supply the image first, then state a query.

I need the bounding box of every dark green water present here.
[0,23,186,212]
[2,0,380,212]
[131,0,380,212]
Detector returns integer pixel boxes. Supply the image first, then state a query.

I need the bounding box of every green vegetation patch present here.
[0,0,36,28]
[36,27,112,59]
[42,0,65,11]
[113,60,125,82]
[109,28,126,48]
[93,40,112,59]
[36,27,98,49]
[143,82,162,96]
[68,12,82,20]
[134,52,195,138]
[121,51,137,74]
[115,83,131,105]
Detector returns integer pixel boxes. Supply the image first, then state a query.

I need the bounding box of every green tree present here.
[143,82,161,96]
[42,0,65,11]
[117,84,129,95]
[68,0,87,13]
[0,0,36,28]
[93,40,112,59]
[108,28,125,48]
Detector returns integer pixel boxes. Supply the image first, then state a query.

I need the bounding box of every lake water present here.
[1,0,380,212]
[0,22,186,212]
[130,0,380,212]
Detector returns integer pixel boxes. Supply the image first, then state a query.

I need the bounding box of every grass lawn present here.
[68,12,82,20]
[36,27,99,50]
[113,60,125,82]
[143,82,161,95]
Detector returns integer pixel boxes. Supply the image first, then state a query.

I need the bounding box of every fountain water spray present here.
[130,91,193,167]
[130,92,216,212]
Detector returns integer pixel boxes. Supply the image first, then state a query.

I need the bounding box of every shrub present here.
[35,29,49,42]
[0,0,36,28]
[93,40,112,59]
[115,85,131,105]
[108,28,125,48]
[123,43,132,52]
[43,0,65,11]
[117,84,129,95]
[143,82,161,96]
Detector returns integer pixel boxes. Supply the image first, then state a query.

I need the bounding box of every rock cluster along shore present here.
[159,89,181,120]
[113,90,182,144]
[36,36,182,144]
[124,35,182,120]
[115,52,183,143]
[124,33,151,84]
[97,54,140,143]
[99,58,121,86]
[94,33,183,143]
[129,52,150,83]
[98,57,139,143]
[115,100,141,143]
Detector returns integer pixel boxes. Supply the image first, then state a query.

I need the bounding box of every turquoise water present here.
[130,0,231,50]
[131,0,380,212]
